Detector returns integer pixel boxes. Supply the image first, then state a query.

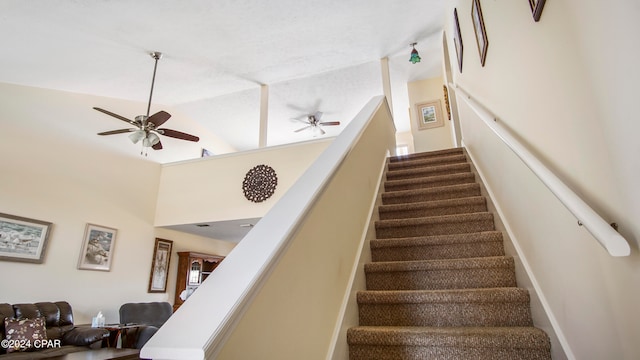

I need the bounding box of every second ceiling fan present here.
[294,111,340,136]
[93,52,199,154]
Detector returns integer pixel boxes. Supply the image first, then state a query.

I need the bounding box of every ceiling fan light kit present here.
[93,51,200,156]
[293,111,341,136]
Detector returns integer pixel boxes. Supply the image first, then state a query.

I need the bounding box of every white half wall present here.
[155,139,331,227]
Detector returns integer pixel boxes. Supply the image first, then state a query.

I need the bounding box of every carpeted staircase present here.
[347,147,552,359]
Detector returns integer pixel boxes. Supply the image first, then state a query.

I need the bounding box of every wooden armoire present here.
[173,251,225,311]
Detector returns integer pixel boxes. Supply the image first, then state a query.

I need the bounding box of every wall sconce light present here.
[409,42,421,64]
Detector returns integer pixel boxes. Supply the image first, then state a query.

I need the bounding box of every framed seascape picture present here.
[529,0,546,22]
[148,238,173,293]
[0,213,52,263]
[78,223,117,271]
[472,0,488,66]
[416,100,444,130]
[453,8,464,73]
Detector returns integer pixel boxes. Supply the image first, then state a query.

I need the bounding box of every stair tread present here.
[386,162,472,180]
[357,287,529,304]
[376,212,493,228]
[384,172,475,190]
[389,147,465,163]
[381,183,481,204]
[380,196,486,212]
[388,154,468,171]
[371,231,503,249]
[347,326,551,349]
[365,256,514,272]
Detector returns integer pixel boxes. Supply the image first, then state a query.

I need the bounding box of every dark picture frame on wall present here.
[529,0,546,22]
[148,238,173,293]
[453,8,464,73]
[472,0,488,66]
[0,212,52,264]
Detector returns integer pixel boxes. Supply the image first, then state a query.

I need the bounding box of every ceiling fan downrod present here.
[146,51,163,118]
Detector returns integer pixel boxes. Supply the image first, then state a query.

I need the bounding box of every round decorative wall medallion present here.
[242,164,278,203]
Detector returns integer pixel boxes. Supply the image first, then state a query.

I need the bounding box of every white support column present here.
[380,57,393,116]
[259,84,269,148]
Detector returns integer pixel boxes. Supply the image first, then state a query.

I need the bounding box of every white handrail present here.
[450,83,630,257]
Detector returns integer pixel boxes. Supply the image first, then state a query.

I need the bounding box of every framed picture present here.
[472,0,488,66]
[529,0,546,22]
[453,8,464,73]
[0,213,52,263]
[148,238,173,293]
[416,100,444,130]
[77,223,117,271]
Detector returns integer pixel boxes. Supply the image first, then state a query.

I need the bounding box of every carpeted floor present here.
[347,147,552,360]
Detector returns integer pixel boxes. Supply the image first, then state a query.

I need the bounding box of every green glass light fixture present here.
[409,42,421,64]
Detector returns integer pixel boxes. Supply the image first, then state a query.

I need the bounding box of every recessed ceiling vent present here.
[195,224,211,227]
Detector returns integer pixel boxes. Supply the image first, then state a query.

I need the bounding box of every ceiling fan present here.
[294,111,340,136]
[93,52,199,155]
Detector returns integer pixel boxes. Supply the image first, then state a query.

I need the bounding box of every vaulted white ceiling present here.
[1,0,446,163]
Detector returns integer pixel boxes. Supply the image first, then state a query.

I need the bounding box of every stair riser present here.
[379,202,487,220]
[376,219,494,239]
[358,302,533,327]
[384,175,475,192]
[382,187,481,205]
[371,241,505,262]
[365,268,517,290]
[386,164,471,181]
[349,345,551,360]
[387,155,468,172]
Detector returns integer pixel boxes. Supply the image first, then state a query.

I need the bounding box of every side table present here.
[99,323,142,348]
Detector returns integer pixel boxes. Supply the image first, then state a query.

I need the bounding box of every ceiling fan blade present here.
[318,127,326,135]
[295,125,311,133]
[147,111,171,127]
[290,116,310,123]
[286,103,309,112]
[93,107,138,127]
[319,121,341,126]
[152,140,163,150]
[314,111,323,121]
[157,128,200,142]
[97,129,135,136]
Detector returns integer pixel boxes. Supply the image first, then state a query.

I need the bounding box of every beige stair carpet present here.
[347,147,552,360]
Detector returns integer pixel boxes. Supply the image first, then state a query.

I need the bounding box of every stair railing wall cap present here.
[449,82,630,257]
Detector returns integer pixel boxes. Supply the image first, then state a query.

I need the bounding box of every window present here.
[396,145,409,156]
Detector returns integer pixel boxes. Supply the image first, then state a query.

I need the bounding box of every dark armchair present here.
[118,302,172,349]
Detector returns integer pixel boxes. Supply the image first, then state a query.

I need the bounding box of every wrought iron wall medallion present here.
[242,164,278,203]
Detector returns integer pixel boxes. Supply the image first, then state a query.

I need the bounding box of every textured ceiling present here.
[2,0,448,241]
[1,0,446,163]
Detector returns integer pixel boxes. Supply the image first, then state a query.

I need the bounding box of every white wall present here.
[444,0,640,358]
[408,77,454,152]
[155,139,331,227]
[0,84,236,324]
